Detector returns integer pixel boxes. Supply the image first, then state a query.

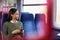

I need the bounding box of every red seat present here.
[0,32,2,40]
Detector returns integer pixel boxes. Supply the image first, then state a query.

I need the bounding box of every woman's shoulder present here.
[3,21,10,25]
[17,21,23,24]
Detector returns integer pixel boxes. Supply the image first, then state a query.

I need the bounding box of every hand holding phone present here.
[12,29,20,35]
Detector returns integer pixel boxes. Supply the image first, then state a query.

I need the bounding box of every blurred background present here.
[0,0,60,40]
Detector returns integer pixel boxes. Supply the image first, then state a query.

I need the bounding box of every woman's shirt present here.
[3,21,23,37]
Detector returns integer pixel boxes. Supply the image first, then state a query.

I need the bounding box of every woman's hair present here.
[7,8,17,21]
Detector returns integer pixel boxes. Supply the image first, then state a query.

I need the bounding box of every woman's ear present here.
[10,14,13,17]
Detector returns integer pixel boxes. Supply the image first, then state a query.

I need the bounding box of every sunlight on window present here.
[56,0,60,25]
[24,0,47,4]
[23,6,47,14]
[53,0,60,29]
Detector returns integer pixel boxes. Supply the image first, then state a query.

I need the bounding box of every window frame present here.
[53,0,60,29]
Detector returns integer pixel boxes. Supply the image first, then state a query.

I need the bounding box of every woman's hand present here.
[20,29,24,33]
[12,29,20,35]
[22,30,24,33]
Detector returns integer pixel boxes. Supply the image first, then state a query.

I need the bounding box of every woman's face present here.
[11,10,19,20]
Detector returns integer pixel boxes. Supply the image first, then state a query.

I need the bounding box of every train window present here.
[8,0,17,7]
[22,6,47,15]
[0,0,4,11]
[4,0,17,8]
[23,0,47,16]
[22,0,47,22]
[53,0,60,29]
[24,0,47,4]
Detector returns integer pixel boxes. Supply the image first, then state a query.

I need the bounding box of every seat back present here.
[21,13,36,39]
[35,14,49,39]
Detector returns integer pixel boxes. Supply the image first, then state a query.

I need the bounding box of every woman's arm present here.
[20,22,24,37]
[12,29,20,35]
[3,23,8,36]
[21,22,24,33]
[3,22,8,40]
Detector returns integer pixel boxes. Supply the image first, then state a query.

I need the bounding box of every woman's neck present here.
[11,19,17,23]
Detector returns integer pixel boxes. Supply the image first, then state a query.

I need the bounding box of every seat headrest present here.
[21,14,34,21]
[35,14,45,21]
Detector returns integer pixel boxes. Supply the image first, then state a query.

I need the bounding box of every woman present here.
[3,8,24,38]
